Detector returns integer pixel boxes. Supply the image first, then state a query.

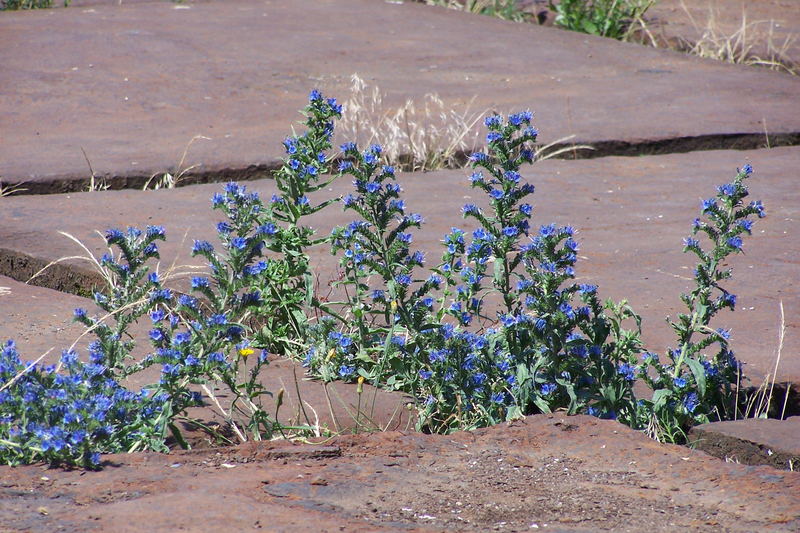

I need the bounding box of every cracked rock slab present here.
[1,0,799,191]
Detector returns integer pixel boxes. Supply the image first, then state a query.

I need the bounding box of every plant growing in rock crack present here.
[409,112,645,431]
[638,164,765,443]
[0,90,343,466]
[303,141,439,389]
[1,90,771,468]
[250,89,343,354]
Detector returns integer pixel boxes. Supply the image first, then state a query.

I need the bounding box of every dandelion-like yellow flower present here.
[238,347,255,360]
[390,300,398,313]
[326,348,336,361]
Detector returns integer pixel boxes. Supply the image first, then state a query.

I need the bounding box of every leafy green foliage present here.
[637,165,764,442]
[1,91,767,468]
[548,0,655,39]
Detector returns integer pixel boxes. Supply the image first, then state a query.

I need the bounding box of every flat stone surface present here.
[1,414,798,531]
[690,416,800,470]
[2,147,797,390]
[0,275,411,434]
[1,0,799,191]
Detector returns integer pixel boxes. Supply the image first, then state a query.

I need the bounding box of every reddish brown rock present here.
[690,416,800,470]
[1,0,799,192]
[1,414,798,531]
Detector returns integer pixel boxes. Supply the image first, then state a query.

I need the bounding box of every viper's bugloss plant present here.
[638,164,764,442]
[410,113,644,431]
[1,91,769,468]
[252,90,343,353]
[0,341,167,468]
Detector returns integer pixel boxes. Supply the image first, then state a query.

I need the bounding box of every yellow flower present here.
[238,347,255,360]
[390,300,398,313]
[326,348,336,361]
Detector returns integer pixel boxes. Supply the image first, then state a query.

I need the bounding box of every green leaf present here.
[684,357,707,399]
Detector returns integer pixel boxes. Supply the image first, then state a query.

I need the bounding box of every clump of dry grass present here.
[678,2,798,75]
[337,74,592,171]
[0,179,27,197]
[630,2,798,76]
[143,135,210,190]
[735,300,791,420]
[337,74,485,172]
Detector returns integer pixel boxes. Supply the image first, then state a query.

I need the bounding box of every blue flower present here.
[701,198,717,212]
[683,392,699,413]
[486,132,503,143]
[191,276,209,289]
[540,383,557,395]
[172,332,191,345]
[419,369,433,380]
[717,183,736,197]
[146,225,165,238]
[484,115,502,128]
[338,365,355,378]
[617,363,636,381]
[640,352,659,364]
[105,229,124,244]
[523,126,538,138]
[502,226,519,238]
[462,204,479,215]
[577,284,597,295]
[469,152,488,163]
[208,314,227,326]
[257,223,278,236]
[326,97,342,113]
[192,240,214,254]
[178,295,197,309]
[309,89,322,102]
[500,314,516,327]
[283,137,297,155]
[520,203,533,216]
[738,219,753,232]
[673,376,687,388]
[508,110,532,125]
[727,236,743,250]
[208,352,226,363]
[683,237,699,248]
[340,142,357,153]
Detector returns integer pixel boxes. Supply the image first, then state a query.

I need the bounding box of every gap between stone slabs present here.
[1,0,799,191]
